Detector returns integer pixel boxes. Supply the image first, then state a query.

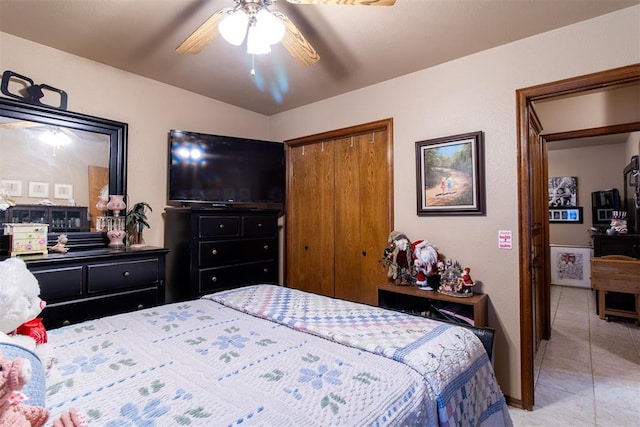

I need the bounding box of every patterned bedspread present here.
[209,285,512,427]
[44,285,512,426]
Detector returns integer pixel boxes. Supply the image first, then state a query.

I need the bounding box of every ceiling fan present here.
[0,120,85,145]
[176,0,396,66]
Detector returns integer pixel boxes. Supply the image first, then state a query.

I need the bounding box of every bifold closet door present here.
[334,131,390,306]
[286,142,335,297]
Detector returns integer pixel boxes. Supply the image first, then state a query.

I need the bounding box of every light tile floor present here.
[508,285,640,426]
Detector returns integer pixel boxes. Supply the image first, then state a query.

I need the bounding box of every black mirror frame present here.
[0,96,127,249]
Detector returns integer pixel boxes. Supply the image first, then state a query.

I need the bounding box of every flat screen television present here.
[167,129,285,210]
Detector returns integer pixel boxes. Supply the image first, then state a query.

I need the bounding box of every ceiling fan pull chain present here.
[251,54,256,76]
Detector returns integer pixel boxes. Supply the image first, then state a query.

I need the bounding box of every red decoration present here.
[15,318,47,344]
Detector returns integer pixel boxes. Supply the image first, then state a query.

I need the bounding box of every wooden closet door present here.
[334,137,361,302]
[334,131,391,305]
[286,142,335,296]
[358,130,392,306]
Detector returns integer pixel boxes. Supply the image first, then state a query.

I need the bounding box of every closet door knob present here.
[362,251,367,256]
[304,245,309,251]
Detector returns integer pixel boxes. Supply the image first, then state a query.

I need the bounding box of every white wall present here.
[626,131,640,161]
[0,32,271,248]
[269,6,640,400]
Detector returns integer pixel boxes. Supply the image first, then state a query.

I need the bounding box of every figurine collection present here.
[380,230,475,297]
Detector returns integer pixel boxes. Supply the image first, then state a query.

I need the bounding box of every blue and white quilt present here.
[45,285,512,426]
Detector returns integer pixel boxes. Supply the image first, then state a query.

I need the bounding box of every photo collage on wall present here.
[548,176,583,223]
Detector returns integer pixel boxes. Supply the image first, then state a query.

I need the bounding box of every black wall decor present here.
[1,70,68,110]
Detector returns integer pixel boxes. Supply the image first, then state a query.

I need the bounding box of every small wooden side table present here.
[591,255,640,324]
[377,283,488,327]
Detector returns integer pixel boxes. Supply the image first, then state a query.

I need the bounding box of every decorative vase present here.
[106,216,126,248]
[96,195,109,212]
[106,228,126,248]
[107,195,126,217]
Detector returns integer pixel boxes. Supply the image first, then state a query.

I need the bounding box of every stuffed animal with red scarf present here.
[0,258,50,369]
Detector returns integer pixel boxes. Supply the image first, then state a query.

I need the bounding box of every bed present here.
[40,284,512,426]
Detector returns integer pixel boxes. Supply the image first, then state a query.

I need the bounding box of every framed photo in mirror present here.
[54,183,74,200]
[28,181,49,198]
[1,179,22,197]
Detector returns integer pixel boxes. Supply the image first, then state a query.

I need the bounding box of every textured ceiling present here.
[0,0,638,116]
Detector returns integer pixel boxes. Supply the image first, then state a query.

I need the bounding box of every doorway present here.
[516,63,640,410]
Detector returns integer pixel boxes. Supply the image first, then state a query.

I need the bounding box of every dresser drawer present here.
[243,215,277,236]
[198,260,278,294]
[199,216,241,238]
[42,287,159,329]
[32,266,83,301]
[88,258,159,293]
[199,238,277,266]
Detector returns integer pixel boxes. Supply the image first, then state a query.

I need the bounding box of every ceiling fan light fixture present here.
[219,10,249,46]
[255,8,285,45]
[40,128,71,146]
[247,24,271,55]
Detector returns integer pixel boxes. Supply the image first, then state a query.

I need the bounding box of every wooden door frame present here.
[516,64,640,410]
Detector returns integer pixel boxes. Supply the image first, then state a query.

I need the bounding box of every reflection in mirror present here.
[0,118,110,231]
[0,97,127,247]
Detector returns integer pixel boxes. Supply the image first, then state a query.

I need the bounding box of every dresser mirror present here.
[0,97,127,248]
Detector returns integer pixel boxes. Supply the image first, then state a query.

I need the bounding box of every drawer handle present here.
[263,245,269,250]
[219,224,225,229]
[62,320,71,326]
[258,223,263,228]
[123,271,130,278]
[137,304,144,310]
[211,276,218,282]
[263,268,268,273]
[212,249,218,255]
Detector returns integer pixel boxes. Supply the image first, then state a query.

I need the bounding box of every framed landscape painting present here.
[415,131,486,216]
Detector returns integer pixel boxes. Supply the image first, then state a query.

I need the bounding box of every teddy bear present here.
[0,258,51,368]
[0,349,49,426]
[49,234,69,254]
[0,350,88,427]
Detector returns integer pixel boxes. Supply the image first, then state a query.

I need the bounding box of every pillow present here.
[0,342,46,407]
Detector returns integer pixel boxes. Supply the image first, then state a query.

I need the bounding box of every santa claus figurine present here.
[461,267,475,294]
[412,240,439,289]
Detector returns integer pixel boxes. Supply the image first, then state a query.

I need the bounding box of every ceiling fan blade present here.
[176,8,230,54]
[273,12,320,66]
[286,0,396,5]
[0,121,39,129]
[61,128,78,138]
